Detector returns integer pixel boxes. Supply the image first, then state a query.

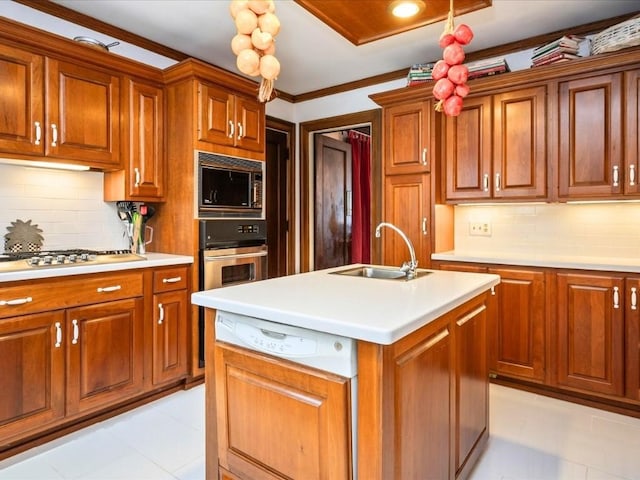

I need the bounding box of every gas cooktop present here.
[0,249,145,273]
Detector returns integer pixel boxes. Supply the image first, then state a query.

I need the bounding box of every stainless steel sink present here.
[331,265,430,280]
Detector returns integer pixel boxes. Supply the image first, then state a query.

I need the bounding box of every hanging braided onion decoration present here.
[230,0,281,102]
[432,0,473,116]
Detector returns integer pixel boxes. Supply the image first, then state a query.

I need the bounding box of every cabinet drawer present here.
[153,266,188,293]
[0,271,143,319]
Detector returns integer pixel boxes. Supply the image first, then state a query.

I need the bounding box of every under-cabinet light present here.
[0,158,90,171]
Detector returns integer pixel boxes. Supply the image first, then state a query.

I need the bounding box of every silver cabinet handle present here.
[158,303,164,325]
[632,287,637,311]
[55,322,62,348]
[422,147,428,166]
[490,286,496,296]
[495,173,501,192]
[237,122,243,140]
[228,121,234,138]
[346,190,352,216]
[34,121,42,145]
[51,123,58,147]
[613,286,620,309]
[422,217,428,235]
[72,319,79,344]
[456,305,487,327]
[613,165,619,187]
[630,165,636,187]
[134,167,141,187]
[483,174,489,192]
[97,285,121,293]
[0,296,32,306]
[162,276,182,284]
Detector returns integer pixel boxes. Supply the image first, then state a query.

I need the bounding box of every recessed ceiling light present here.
[390,0,425,18]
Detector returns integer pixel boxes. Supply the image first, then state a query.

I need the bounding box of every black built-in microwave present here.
[197,151,264,218]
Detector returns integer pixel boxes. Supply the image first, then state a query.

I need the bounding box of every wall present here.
[0,163,129,252]
[454,203,640,259]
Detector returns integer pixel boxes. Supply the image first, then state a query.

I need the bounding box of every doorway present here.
[300,109,382,272]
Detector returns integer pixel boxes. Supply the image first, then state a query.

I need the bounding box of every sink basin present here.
[331,265,430,280]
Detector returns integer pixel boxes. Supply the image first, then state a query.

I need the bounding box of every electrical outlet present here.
[469,222,492,236]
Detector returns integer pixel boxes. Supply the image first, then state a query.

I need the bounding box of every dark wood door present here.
[0,311,65,443]
[314,134,352,270]
[235,94,264,153]
[46,58,120,167]
[0,44,44,156]
[488,267,546,382]
[266,126,289,278]
[197,81,234,147]
[66,298,144,415]
[152,290,188,386]
[384,100,431,174]
[493,86,547,199]
[558,73,623,198]
[444,95,492,201]
[626,277,640,402]
[556,272,625,396]
[625,69,640,196]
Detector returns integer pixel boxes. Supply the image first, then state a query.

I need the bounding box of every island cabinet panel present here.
[383,173,431,268]
[214,342,351,480]
[0,311,65,443]
[558,73,623,199]
[488,267,547,383]
[556,273,625,397]
[383,100,431,175]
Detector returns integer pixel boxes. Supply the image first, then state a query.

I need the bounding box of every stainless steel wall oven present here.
[198,219,267,367]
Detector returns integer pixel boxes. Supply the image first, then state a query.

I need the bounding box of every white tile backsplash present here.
[454,203,640,259]
[0,164,129,251]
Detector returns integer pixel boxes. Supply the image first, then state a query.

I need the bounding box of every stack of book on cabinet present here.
[531,35,584,67]
[406,63,434,86]
[466,57,510,80]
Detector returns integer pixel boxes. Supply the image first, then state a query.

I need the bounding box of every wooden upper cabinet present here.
[493,86,547,199]
[444,87,546,202]
[625,68,640,196]
[444,95,492,201]
[104,79,164,201]
[558,73,623,199]
[197,81,264,154]
[0,44,44,156]
[384,100,431,174]
[46,58,121,168]
[556,272,625,397]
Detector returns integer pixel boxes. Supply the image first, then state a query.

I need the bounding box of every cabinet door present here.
[214,342,351,480]
[444,95,492,201]
[0,44,44,156]
[488,268,546,382]
[383,173,431,268]
[197,81,234,147]
[152,290,188,385]
[234,93,265,153]
[625,69,640,196]
[626,277,640,401]
[493,86,547,199]
[384,101,431,174]
[46,58,120,167]
[66,298,144,415]
[556,273,625,396]
[0,311,65,442]
[558,73,623,198]
[455,296,488,475]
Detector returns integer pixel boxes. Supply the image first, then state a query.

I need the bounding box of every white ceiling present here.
[35,0,640,96]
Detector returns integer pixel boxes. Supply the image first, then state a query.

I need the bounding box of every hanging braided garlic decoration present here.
[230,0,281,102]
[431,0,473,116]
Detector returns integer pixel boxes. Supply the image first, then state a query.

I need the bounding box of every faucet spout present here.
[374,222,418,279]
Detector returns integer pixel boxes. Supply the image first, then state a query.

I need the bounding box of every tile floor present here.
[0,383,639,479]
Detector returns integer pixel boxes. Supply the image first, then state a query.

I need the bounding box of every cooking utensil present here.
[73,36,120,51]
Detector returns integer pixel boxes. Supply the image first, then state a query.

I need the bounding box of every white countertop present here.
[191,265,500,345]
[0,252,193,283]
[432,250,640,273]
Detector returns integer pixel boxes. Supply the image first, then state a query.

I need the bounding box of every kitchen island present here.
[192,265,500,480]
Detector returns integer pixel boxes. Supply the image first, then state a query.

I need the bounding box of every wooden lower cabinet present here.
[151,289,189,386]
[214,342,351,480]
[626,277,640,402]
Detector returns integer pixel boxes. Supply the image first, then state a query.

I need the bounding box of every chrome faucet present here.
[375,222,418,279]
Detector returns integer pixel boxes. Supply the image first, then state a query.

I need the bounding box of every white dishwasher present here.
[214,310,358,479]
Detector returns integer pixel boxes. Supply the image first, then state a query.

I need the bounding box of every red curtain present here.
[348,130,371,263]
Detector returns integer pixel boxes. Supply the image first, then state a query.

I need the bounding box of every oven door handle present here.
[204,251,268,261]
